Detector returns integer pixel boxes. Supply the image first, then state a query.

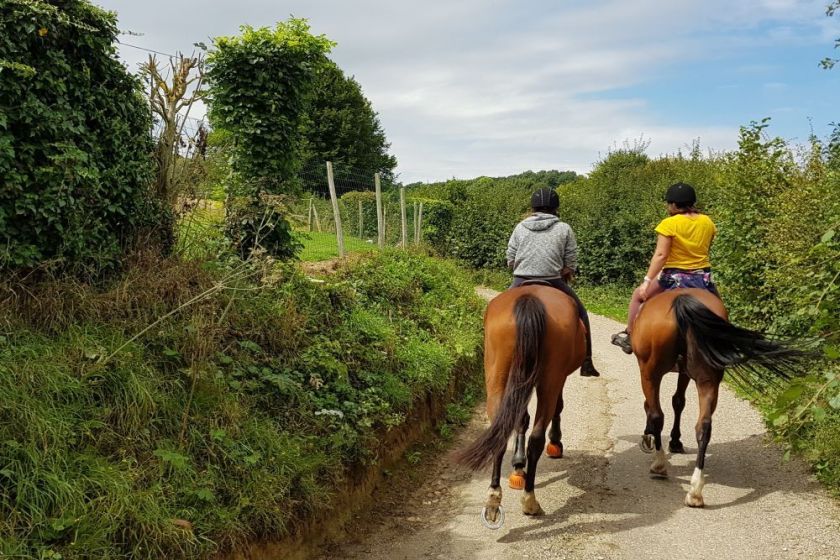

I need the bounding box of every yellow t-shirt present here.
[654,214,716,270]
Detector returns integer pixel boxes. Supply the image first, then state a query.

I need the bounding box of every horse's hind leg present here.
[508,411,529,489]
[669,372,691,453]
[685,377,720,508]
[546,395,563,458]
[484,449,507,525]
[640,365,669,477]
[521,400,551,516]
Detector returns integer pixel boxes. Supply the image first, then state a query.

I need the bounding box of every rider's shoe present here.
[580,357,601,377]
[611,330,633,354]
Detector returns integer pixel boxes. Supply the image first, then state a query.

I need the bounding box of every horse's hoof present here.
[649,468,668,479]
[639,434,655,454]
[546,442,563,458]
[480,505,505,529]
[685,493,704,508]
[508,471,525,490]
[521,494,545,516]
[669,441,686,454]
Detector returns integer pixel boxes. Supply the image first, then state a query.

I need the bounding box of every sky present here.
[99,0,840,183]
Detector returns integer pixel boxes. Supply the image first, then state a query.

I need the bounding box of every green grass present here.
[574,283,632,323]
[296,231,378,262]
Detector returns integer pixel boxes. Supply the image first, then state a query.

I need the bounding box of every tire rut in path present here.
[322,287,840,560]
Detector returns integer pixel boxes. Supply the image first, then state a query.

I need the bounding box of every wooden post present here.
[374,173,384,248]
[312,200,322,232]
[382,202,387,243]
[399,186,407,248]
[307,198,313,232]
[412,201,417,244]
[326,162,345,258]
[358,199,364,239]
[417,202,424,244]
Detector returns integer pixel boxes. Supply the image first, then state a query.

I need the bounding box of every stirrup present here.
[611,331,633,354]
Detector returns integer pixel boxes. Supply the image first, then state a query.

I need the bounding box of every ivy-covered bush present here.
[207,19,333,192]
[0,0,161,274]
[207,18,333,258]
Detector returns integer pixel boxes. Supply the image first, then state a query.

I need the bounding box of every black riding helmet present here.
[531,187,559,210]
[664,182,696,205]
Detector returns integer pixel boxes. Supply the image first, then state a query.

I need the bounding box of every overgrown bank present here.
[0,251,484,559]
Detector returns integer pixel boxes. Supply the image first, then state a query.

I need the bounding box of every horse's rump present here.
[455,286,584,470]
[634,289,809,391]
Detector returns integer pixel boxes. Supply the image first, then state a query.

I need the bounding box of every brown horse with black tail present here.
[632,288,808,508]
[455,284,585,528]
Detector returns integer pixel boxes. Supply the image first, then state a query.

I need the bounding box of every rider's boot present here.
[580,329,601,377]
[611,329,633,354]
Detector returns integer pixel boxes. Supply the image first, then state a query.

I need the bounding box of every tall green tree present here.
[300,61,397,189]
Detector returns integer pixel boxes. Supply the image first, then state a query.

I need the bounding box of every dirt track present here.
[323,289,840,560]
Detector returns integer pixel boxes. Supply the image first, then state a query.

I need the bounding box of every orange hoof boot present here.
[546,442,563,458]
[508,471,525,490]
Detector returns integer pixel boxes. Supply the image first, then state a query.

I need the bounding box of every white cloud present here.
[100,0,834,182]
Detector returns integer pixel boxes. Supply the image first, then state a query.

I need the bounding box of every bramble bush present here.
[0,0,165,274]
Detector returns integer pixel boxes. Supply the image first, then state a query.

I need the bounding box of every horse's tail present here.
[455,293,546,471]
[672,294,809,391]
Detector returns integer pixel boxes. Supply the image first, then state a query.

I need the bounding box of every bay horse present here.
[455,283,586,528]
[631,288,806,507]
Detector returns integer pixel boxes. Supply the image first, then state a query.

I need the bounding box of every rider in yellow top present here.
[611,182,718,354]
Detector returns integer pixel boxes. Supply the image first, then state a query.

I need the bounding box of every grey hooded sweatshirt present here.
[506,213,578,278]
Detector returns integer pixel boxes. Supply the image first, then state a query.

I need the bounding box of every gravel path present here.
[324,288,840,560]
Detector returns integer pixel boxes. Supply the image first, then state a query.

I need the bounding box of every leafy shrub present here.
[223,197,301,260]
[207,19,334,259]
[558,149,717,284]
[0,0,163,274]
[408,171,579,267]
[207,19,333,192]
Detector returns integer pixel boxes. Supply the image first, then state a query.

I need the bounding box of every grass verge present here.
[0,250,484,558]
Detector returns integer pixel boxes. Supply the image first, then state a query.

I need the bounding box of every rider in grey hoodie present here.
[507,188,601,377]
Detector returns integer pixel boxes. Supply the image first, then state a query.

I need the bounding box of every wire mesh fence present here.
[289,161,427,261]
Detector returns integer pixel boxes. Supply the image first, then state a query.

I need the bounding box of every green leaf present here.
[772,413,789,427]
[193,488,215,502]
[811,406,827,421]
[210,428,227,441]
[775,384,805,407]
[829,394,840,410]
[153,448,190,470]
[820,229,835,243]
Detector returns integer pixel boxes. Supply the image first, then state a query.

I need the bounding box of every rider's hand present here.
[637,278,651,301]
[561,267,574,284]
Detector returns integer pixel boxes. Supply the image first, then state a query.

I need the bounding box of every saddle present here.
[519,279,555,288]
